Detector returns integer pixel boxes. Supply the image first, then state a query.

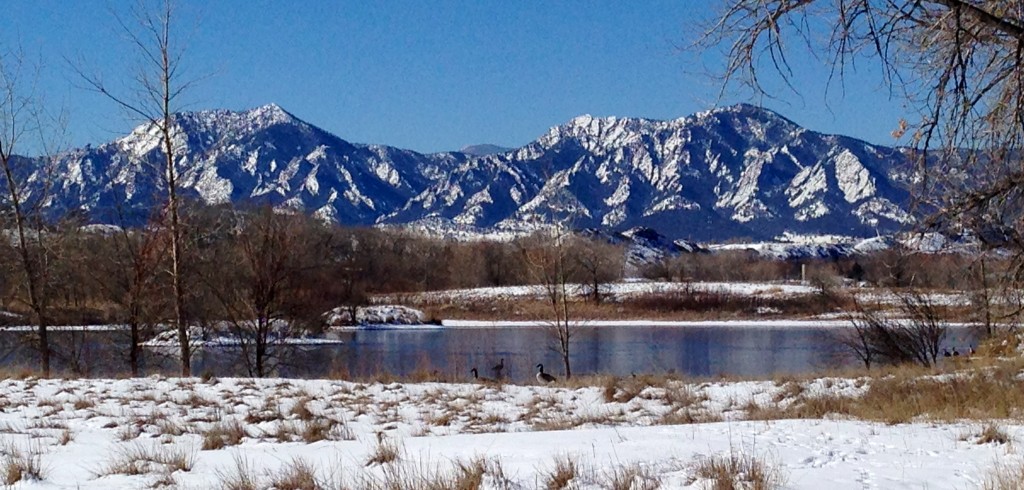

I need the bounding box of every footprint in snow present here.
[857,468,876,490]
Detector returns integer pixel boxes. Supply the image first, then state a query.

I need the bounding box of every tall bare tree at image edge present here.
[693,0,1024,328]
[0,50,65,377]
[74,0,199,375]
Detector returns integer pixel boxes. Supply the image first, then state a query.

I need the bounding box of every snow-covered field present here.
[0,373,1015,488]
[0,281,1004,488]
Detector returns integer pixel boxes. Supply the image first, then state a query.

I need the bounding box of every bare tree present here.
[842,292,947,368]
[572,236,625,304]
[327,229,370,327]
[0,49,67,376]
[84,222,167,376]
[695,1,1024,319]
[523,226,583,379]
[207,207,332,377]
[75,0,199,375]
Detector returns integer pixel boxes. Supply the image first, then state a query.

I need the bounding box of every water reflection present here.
[0,325,980,382]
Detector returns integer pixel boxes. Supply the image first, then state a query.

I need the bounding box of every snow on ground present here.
[400,281,820,305]
[397,280,972,312]
[324,305,426,326]
[0,374,1014,488]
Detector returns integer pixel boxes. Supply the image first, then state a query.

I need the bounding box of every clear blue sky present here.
[4,1,910,154]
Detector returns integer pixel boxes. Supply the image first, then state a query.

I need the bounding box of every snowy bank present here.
[0,374,1014,488]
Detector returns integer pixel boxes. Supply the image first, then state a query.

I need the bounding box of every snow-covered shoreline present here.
[0,374,1014,488]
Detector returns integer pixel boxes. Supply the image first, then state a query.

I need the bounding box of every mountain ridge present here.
[25,103,915,241]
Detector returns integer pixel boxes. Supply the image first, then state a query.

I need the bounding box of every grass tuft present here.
[603,462,661,490]
[269,458,321,490]
[365,435,401,466]
[0,442,45,484]
[201,420,247,451]
[689,449,786,490]
[544,454,579,490]
[217,454,258,490]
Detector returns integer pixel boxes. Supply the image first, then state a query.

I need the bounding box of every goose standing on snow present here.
[492,358,505,379]
[536,363,556,383]
[470,368,494,383]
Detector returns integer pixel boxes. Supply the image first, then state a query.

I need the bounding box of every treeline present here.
[641,248,994,291]
[6,204,997,334]
[0,203,629,376]
[0,198,1002,377]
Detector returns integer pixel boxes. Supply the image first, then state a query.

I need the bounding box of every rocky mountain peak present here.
[27,103,915,241]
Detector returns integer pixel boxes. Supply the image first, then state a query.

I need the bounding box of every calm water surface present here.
[0,325,982,381]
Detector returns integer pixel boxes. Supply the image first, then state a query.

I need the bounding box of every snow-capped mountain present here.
[393,104,914,241]
[31,103,915,241]
[45,104,466,225]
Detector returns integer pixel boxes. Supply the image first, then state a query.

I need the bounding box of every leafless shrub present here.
[842,292,947,369]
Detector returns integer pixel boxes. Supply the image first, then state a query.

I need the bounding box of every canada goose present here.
[470,367,494,383]
[492,358,505,378]
[536,363,556,383]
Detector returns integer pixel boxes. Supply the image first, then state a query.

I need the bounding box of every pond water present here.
[0,325,983,382]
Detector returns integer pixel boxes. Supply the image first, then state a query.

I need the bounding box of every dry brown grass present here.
[969,424,1013,445]
[0,442,44,484]
[737,359,1024,424]
[544,454,579,490]
[688,450,787,490]
[269,458,321,490]
[602,462,662,490]
[97,442,195,477]
[415,289,847,323]
[365,435,401,466]
[657,408,723,426]
[290,397,316,421]
[201,420,248,450]
[71,397,95,410]
[353,456,497,490]
[217,454,258,490]
[982,460,1024,490]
